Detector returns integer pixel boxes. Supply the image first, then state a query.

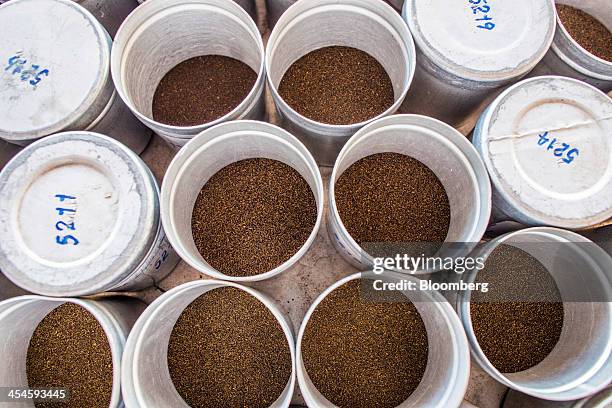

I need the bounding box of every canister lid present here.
[474,76,612,229]
[404,0,555,82]
[0,0,111,142]
[0,132,159,296]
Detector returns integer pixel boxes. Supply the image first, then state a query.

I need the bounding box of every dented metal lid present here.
[473,76,612,229]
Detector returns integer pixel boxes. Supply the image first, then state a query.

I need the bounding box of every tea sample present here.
[302,280,428,408]
[167,287,292,408]
[470,245,564,373]
[152,55,257,126]
[335,152,451,245]
[278,46,394,125]
[557,4,612,62]
[191,158,317,276]
[26,303,113,408]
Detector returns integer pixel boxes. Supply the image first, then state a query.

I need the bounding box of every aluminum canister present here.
[0,295,145,407]
[457,227,612,401]
[472,76,612,230]
[400,0,556,135]
[328,115,492,272]
[121,280,296,408]
[111,0,266,148]
[529,0,612,92]
[297,272,470,407]
[266,0,416,166]
[160,120,324,282]
[0,0,151,154]
[0,132,179,297]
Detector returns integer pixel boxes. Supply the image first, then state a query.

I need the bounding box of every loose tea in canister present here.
[26,303,113,408]
[167,287,292,408]
[470,245,564,373]
[191,158,317,277]
[335,152,451,245]
[152,55,257,126]
[557,5,612,63]
[302,279,428,408]
[278,46,394,125]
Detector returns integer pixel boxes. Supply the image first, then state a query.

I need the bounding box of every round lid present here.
[404,0,555,81]
[477,76,612,229]
[0,132,159,296]
[0,0,111,141]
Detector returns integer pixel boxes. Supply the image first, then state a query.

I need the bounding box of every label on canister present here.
[0,0,112,144]
[403,0,555,81]
[473,76,612,229]
[0,132,167,296]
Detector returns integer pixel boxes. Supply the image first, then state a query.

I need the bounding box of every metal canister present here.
[529,0,612,92]
[503,386,612,408]
[473,76,612,230]
[265,0,416,166]
[400,0,556,135]
[0,132,179,297]
[297,272,470,407]
[121,280,296,408]
[0,295,145,407]
[457,227,612,401]
[328,115,492,272]
[160,120,324,282]
[0,0,151,154]
[111,0,266,148]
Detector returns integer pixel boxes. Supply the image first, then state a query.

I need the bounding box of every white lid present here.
[476,76,612,229]
[0,0,111,141]
[403,0,555,81]
[0,132,159,296]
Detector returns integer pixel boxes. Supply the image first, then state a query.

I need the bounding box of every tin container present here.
[0,0,152,154]
[121,280,296,408]
[0,295,145,408]
[297,272,470,407]
[529,0,612,92]
[400,0,556,135]
[160,120,324,282]
[75,0,140,37]
[473,76,612,230]
[0,132,179,297]
[265,0,416,166]
[457,227,612,401]
[328,115,492,272]
[111,0,265,146]
[265,0,404,29]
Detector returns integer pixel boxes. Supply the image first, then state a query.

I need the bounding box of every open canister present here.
[0,0,151,154]
[111,0,266,148]
[266,0,416,166]
[530,0,612,92]
[0,131,179,297]
[400,0,556,135]
[0,295,145,408]
[473,76,612,230]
